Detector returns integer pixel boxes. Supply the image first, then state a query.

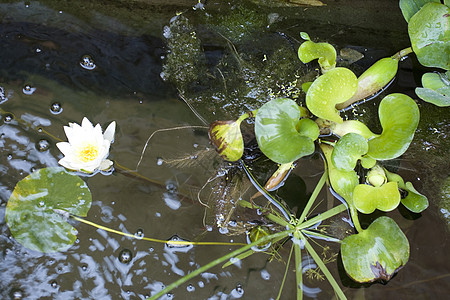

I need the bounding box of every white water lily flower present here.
[56,117,116,174]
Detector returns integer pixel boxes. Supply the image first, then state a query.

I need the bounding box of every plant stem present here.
[241,161,293,221]
[293,232,303,300]
[391,47,413,61]
[147,230,293,300]
[301,232,347,300]
[298,171,328,224]
[71,215,246,246]
[276,243,294,300]
[349,206,364,233]
[237,200,292,228]
[296,204,347,230]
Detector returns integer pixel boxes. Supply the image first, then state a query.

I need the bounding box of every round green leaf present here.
[298,39,336,71]
[331,133,368,171]
[341,216,410,283]
[367,93,420,160]
[353,182,401,214]
[255,98,318,164]
[408,2,450,70]
[306,67,357,123]
[6,167,92,252]
[415,72,450,106]
[399,0,440,23]
[385,169,429,213]
[321,144,359,205]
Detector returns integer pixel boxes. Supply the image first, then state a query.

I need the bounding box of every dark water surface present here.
[0,0,449,299]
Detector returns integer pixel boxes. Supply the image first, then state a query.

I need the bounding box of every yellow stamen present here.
[77,144,98,162]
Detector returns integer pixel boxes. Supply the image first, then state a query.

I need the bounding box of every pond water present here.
[0,0,449,299]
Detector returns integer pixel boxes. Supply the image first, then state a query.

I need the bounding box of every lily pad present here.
[331,133,368,171]
[6,167,92,252]
[353,182,401,214]
[306,67,358,123]
[408,2,450,70]
[298,34,336,71]
[341,216,410,283]
[255,98,318,164]
[367,93,420,160]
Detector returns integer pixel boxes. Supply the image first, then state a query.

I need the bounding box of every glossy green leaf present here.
[298,38,337,72]
[5,167,92,252]
[399,0,440,22]
[341,216,409,283]
[331,133,368,171]
[385,169,429,213]
[330,120,377,139]
[255,98,318,164]
[367,93,420,160]
[336,57,399,110]
[306,67,358,123]
[321,144,359,205]
[415,72,450,106]
[353,182,401,214]
[408,2,450,70]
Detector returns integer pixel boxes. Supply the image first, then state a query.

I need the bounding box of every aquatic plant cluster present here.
[3,0,449,299]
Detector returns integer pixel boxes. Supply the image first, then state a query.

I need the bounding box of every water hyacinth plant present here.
[3,0,447,299]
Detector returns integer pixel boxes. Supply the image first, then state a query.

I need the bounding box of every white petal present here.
[99,159,113,171]
[56,142,73,156]
[58,157,76,170]
[81,117,94,131]
[103,121,116,143]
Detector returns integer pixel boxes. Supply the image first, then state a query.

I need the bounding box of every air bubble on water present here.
[165,181,177,193]
[50,281,58,288]
[166,235,192,250]
[36,48,41,53]
[205,225,213,232]
[261,269,271,280]
[156,157,164,166]
[4,114,13,123]
[7,154,12,160]
[36,139,50,152]
[219,227,229,234]
[22,85,36,95]
[11,288,24,299]
[198,281,204,288]
[38,200,45,207]
[118,249,133,264]
[230,283,244,298]
[135,228,144,239]
[81,264,88,271]
[24,1,30,8]
[228,220,237,227]
[50,102,63,114]
[166,292,174,299]
[186,284,195,292]
[80,55,96,70]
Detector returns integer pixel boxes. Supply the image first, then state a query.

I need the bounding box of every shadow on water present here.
[0,0,449,299]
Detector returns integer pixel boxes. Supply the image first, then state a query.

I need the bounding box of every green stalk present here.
[147,229,293,300]
[349,206,363,233]
[301,232,347,300]
[276,243,294,300]
[301,230,340,243]
[293,232,303,300]
[296,204,347,230]
[238,200,292,228]
[298,171,328,223]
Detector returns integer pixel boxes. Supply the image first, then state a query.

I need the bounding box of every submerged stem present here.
[147,229,294,300]
[71,215,246,246]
